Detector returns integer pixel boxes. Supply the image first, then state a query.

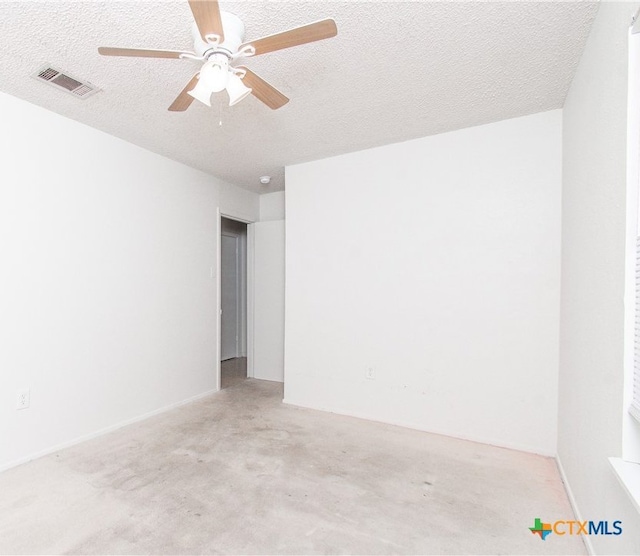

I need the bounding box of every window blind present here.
[632,236,640,422]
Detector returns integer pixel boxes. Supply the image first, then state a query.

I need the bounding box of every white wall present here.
[559,2,640,553]
[284,110,562,456]
[251,221,285,382]
[0,92,258,471]
[220,182,259,224]
[260,191,285,221]
[249,192,286,382]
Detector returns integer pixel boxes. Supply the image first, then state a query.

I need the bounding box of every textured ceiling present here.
[0,1,598,193]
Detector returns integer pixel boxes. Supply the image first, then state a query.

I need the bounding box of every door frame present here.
[216,209,254,391]
[220,232,240,361]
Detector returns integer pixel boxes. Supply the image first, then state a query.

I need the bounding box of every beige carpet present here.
[0,379,584,555]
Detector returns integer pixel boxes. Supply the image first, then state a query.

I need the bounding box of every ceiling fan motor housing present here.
[193,11,245,59]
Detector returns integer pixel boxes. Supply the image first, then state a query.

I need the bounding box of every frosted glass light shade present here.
[208,64,228,93]
[188,76,213,106]
[226,73,252,106]
[188,56,230,106]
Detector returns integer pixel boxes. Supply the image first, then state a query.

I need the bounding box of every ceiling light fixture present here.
[187,76,213,106]
[99,3,338,113]
[188,56,253,108]
[260,176,271,185]
[208,54,230,92]
[187,63,216,107]
[226,72,252,106]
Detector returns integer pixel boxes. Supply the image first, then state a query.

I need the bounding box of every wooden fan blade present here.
[188,0,224,43]
[168,74,200,112]
[238,67,289,110]
[240,18,337,57]
[98,47,191,59]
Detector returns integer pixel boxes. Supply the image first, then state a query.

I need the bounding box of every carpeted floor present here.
[0,379,585,555]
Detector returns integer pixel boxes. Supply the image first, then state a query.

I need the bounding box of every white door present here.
[221,234,239,361]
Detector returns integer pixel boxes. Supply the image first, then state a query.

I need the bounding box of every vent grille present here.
[72,84,95,98]
[32,64,100,99]
[38,67,58,81]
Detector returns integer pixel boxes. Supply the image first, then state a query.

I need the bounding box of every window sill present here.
[609,457,640,514]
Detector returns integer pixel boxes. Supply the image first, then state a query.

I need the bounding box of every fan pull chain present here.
[219,102,223,127]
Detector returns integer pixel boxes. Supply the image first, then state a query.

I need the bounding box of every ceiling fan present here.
[98,0,337,112]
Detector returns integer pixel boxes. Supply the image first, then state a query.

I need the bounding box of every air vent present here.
[32,64,101,99]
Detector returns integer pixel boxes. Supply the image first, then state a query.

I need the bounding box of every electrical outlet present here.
[16,388,30,410]
[365,368,375,380]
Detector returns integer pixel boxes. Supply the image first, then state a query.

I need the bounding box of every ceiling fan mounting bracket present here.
[189,44,241,66]
[204,33,222,46]
[208,47,234,59]
[234,45,256,59]
[231,66,247,79]
[179,52,205,62]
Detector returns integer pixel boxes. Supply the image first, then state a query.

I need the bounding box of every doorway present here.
[220,216,248,389]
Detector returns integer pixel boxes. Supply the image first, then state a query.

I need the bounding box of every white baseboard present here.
[0,388,218,474]
[556,455,593,555]
[282,397,556,457]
